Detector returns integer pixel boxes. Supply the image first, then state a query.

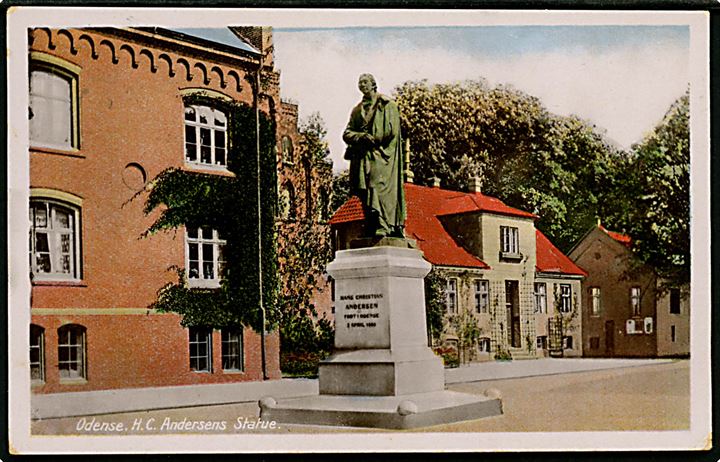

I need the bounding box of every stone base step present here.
[259,390,503,430]
[508,348,539,360]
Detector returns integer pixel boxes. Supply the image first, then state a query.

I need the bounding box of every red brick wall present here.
[32,314,280,393]
[29,27,280,393]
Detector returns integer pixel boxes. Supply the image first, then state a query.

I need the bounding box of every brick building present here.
[569,224,690,357]
[27,26,302,394]
[329,179,586,361]
[276,101,334,322]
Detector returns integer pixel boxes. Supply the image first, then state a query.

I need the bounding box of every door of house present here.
[605,320,615,356]
[505,280,521,348]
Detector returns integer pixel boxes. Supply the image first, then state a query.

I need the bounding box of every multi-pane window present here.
[536,336,547,350]
[534,282,547,313]
[446,278,458,314]
[29,68,76,149]
[221,329,243,372]
[630,287,641,316]
[58,324,86,380]
[30,324,45,382]
[670,288,681,314]
[559,284,572,313]
[186,227,226,288]
[189,327,212,372]
[590,287,601,316]
[184,105,227,167]
[30,201,80,280]
[478,337,491,353]
[474,279,489,313]
[500,226,519,254]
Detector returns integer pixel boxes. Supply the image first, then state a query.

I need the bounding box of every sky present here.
[272,26,689,172]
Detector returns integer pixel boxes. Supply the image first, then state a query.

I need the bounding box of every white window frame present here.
[29,66,78,151]
[446,278,458,314]
[590,287,601,316]
[58,324,86,381]
[478,337,491,353]
[474,279,489,314]
[534,282,547,313]
[500,226,519,255]
[536,335,548,350]
[563,335,573,350]
[221,329,243,372]
[189,327,212,373]
[560,284,572,313]
[630,286,641,316]
[29,200,81,281]
[184,104,228,168]
[30,324,45,383]
[186,226,226,288]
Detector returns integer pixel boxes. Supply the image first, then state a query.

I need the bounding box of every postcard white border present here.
[7,7,711,454]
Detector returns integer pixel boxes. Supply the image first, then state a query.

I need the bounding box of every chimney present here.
[403,139,415,184]
[432,177,441,188]
[231,26,274,67]
[469,176,482,194]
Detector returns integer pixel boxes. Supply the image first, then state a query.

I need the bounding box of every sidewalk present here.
[32,358,674,419]
[445,357,674,384]
[32,378,318,420]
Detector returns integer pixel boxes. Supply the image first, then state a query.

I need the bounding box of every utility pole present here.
[255,51,268,381]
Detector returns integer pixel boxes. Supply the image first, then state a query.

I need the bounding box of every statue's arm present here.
[379,101,401,146]
[343,109,373,146]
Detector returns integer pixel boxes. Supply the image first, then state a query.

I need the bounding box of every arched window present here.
[58,324,86,380]
[29,55,80,150]
[30,324,45,382]
[479,337,491,353]
[184,104,228,167]
[281,136,294,163]
[280,182,296,220]
[29,199,81,280]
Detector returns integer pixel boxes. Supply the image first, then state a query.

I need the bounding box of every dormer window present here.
[500,226,521,260]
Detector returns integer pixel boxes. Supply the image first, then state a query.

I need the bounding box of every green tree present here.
[622,92,690,289]
[331,169,351,214]
[277,112,335,373]
[394,79,628,251]
[299,111,331,162]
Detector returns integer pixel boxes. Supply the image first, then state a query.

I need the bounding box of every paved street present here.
[31,359,688,434]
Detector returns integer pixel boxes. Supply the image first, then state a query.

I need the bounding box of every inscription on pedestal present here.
[340,293,382,330]
[335,284,390,349]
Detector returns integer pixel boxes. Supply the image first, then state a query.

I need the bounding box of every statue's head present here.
[358,73,377,96]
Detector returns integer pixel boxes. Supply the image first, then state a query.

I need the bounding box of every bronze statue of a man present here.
[343,73,406,238]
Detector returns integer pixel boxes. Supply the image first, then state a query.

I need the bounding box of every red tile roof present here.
[535,230,587,276]
[599,225,632,247]
[331,183,581,275]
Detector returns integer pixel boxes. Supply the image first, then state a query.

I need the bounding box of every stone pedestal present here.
[260,245,502,429]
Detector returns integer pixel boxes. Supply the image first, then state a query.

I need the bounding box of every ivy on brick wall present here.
[142,95,278,332]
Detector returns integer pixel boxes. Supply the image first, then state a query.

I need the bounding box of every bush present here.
[494,348,513,361]
[433,346,460,368]
[280,351,330,378]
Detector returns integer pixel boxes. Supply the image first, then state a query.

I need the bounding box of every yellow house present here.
[330,181,586,361]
